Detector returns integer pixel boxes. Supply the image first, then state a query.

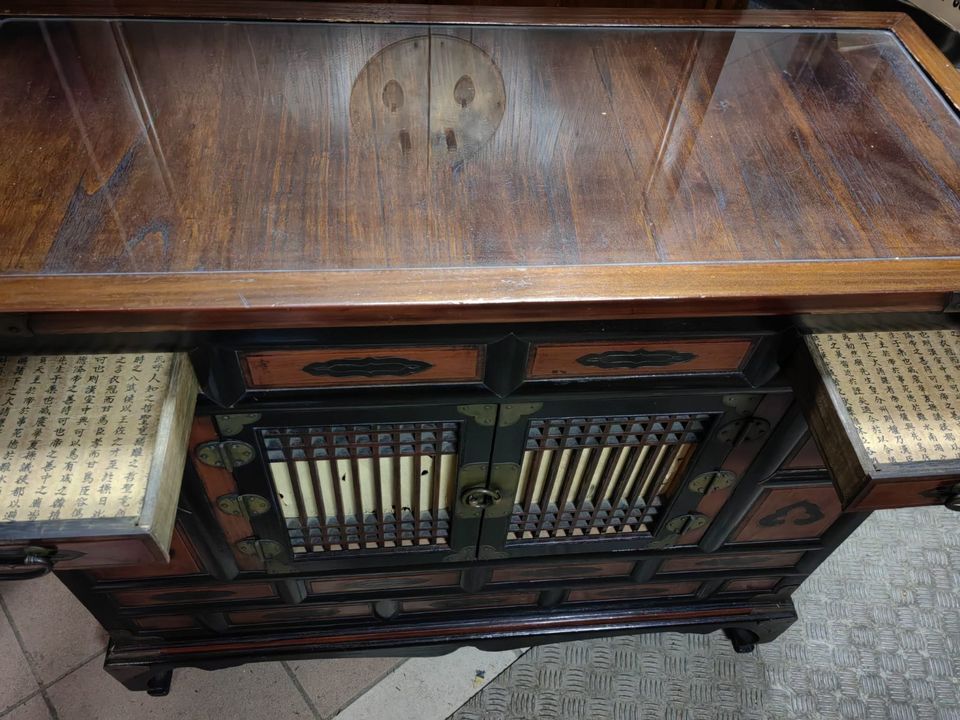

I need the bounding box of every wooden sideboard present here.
[0,4,958,695]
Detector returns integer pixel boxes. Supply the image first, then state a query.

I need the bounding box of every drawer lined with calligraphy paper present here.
[790,330,960,511]
[0,353,197,574]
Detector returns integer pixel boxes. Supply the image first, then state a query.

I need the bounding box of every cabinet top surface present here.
[0,10,958,328]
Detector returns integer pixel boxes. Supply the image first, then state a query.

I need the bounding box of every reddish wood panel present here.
[227,604,371,625]
[90,524,203,580]
[133,615,198,631]
[402,592,539,613]
[567,582,700,602]
[242,346,484,389]
[490,560,635,584]
[308,570,461,595]
[660,551,804,574]
[782,436,826,471]
[189,417,262,572]
[850,477,960,512]
[526,339,754,380]
[39,536,166,570]
[678,392,794,545]
[112,582,276,607]
[720,577,780,593]
[732,485,842,543]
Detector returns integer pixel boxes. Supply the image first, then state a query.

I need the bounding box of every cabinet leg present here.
[723,614,796,654]
[106,664,175,695]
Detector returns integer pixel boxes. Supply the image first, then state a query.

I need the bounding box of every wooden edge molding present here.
[0,4,907,29]
[6,259,958,333]
[891,14,960,113]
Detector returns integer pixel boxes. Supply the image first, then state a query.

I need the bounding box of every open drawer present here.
[792,330,960,512]
[0,353,197,578]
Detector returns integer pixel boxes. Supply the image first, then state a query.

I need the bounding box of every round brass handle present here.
[461,487,501,509]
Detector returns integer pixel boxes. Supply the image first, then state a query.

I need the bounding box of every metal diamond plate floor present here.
[451,507,960,720]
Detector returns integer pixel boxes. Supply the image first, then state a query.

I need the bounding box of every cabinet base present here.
[104,599,797,693]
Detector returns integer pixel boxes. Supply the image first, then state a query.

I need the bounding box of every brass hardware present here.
[461,487,501,509]
[215,413,261,437]
[498,403,542,427]
[196,440,256,470]
[648,513,709,549]
[457,403,497,426]
[235,537,285,560]
[689,470,737,494]
[946,483,960,511]
[576,349,695,369]
[216,493,271,519]
[476,545,510,560]
[717,417,770,445]
[0,545,83,581]
[666,513,709,534]
[455,463,518,519]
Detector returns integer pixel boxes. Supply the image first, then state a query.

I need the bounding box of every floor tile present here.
[334,647,525,720]
[0,575,106,685]
[0,604,40,715]
[289,656,405,719]
[0,694,52,720]
[46,655,313,720]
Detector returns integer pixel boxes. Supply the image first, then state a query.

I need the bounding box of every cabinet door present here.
[479,394,765,559]
[210,403,496,571]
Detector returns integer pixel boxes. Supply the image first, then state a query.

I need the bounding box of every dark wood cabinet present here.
[0,5,958,696]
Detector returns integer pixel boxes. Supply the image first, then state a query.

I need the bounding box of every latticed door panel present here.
[509,414,709,543]
[262,422,460,553]
[481,395,750,558]
[224,404,495,570]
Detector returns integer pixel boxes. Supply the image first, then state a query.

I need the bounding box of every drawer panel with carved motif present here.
[525,338,757,381]
[241,345,485,389]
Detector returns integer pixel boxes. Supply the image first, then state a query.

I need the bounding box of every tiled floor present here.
[0,574,406,720]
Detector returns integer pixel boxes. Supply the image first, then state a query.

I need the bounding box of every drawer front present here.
[242,345,485,389]
[112,582,277,607]
[791,330,960,511]
[526,338,756,380]
[719,578,781,594]
[659,551,805,574]
[488,560,635,585]
[402,591,539,614]
[307,570,462,597]
[90,524,204,581]
[566,581,700,603]
[227,604,372,626]
[0,353,197,574]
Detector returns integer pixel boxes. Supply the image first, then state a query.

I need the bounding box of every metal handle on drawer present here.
[945,487,960,512]
[0,549,53,581]
[461,487,502,509]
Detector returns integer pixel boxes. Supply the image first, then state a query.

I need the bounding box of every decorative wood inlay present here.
[489,560,635,584]
[528,340,754,379]
[402,592,539,613]
[227,604,371,625]
[262,422,460,552]
[732,485,841,543]
[308,570,461,595]
[508,414,710,543]
[242,346,483,389]
[133,615,198,631]
[660,551,804,573]
[811,331,960,467]
[720,577,780,593]
[112,582,277,607]
[567,582,700,602]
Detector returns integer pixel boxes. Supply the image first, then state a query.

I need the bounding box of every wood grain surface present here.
[0,11,955,326]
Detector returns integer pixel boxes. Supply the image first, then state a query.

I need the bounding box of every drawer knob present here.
[461,487,502,509]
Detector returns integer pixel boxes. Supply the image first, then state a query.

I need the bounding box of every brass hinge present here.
[235,537,285,561]
[498,403,542,427]
[648,512,709,549]
[457,404,498,426]
[689,470,737,495]
[215,413,262,437]
[717,417,770,446]
[195,440,256,470]
[216,493,271,519]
